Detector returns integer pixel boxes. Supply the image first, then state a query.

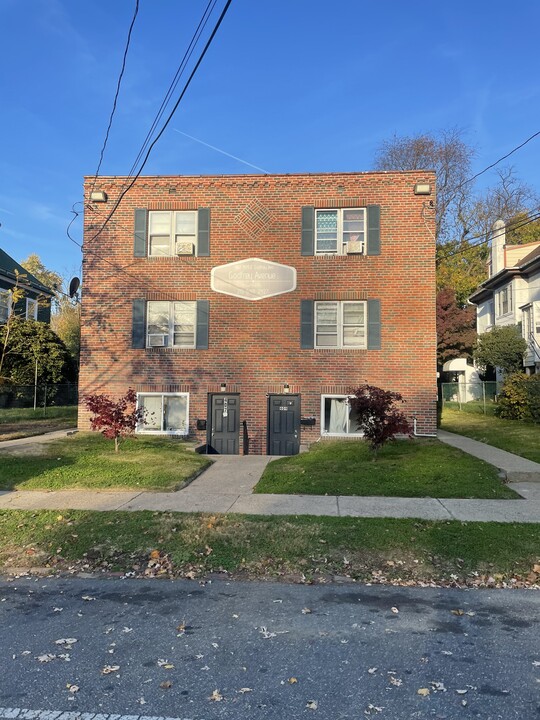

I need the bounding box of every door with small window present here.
[208,394,240,454]
[267,395,300,455]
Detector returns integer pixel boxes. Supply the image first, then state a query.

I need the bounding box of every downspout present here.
[412,417,437,438]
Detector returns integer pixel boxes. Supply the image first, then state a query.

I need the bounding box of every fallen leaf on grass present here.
[306,700,318,710]
[209,689,223,702]
[157,659,174,669]
[37,654,56,663]
[288,677,298,684]
[417,688,430,697]
[101,665,120,674]
[451,609,464,616]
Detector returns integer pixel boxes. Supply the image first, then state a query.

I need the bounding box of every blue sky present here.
[1,0,539,278]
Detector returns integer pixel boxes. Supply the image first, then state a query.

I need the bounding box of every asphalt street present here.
[0,577,538,719]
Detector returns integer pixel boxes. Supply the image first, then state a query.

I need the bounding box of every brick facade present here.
[79,171,437,454]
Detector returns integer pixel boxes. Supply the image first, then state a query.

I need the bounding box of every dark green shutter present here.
[197,208,210,256]
[132,299,146,348]
[37,299,51,323]
[367,299,381,350]
[366,205,380,256]
[300,300,314,348]
[134,209,148,257]
[301,206,315,256]
[196,300,209,349]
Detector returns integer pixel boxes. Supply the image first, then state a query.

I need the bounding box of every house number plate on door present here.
[223,399,228,417]
[279,406,288,411]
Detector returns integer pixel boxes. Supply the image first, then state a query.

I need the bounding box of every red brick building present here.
[79,171,437,454]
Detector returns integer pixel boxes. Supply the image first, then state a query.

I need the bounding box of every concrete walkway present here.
[0,429,539,522]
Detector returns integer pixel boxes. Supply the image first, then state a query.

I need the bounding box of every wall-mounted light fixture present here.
[90,190,108,202]
[413,183,431,196]
[220,383,227,392]
[283,383,290,393]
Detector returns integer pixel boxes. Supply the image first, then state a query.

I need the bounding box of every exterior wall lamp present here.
[90,190,108,202]
[220,383,227,392]
[413,183,431,195]
[283,383,290,393]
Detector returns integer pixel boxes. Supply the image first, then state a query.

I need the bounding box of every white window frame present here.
[320,395,363,437]
[0,289,11,324]
[148,210,198,257]
[314,300,367,349]
[26,297,38,320]
[315,207,366,255]
[146,301,197,349]
[136,392,190,435]
[497,284,513,317]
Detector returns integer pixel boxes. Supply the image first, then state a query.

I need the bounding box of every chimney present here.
[490,219,505,277]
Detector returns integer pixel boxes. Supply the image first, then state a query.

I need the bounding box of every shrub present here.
[350,384,411,456]
[84,388,145,452]
[495,373,540,422]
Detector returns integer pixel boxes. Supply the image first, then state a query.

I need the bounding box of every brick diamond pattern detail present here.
[235,199,273,238]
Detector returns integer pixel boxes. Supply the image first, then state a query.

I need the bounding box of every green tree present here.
[20,254,62,295]
[473,325,527,375]
[0,317,73,385]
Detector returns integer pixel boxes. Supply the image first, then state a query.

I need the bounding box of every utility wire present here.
[88,0,233,245]
[437,209,540,262]
[124,0,217,182]
[89,0,140,194]
[458,128,540,189]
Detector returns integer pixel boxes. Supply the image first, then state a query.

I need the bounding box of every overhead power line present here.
[89,0,140,194]
[89,0,233,245]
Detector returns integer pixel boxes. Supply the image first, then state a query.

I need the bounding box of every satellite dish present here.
[69,277,80,298]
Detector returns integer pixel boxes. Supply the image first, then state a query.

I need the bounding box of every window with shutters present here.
[315,301,367,349]
[148,211,197,256]
[147,301,196,348]
[321,395,362,436]
[315,208,366,255]
[137,392,189,435]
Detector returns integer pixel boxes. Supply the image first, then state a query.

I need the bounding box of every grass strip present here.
[255,439,516,498]
[0,406,78,441]
[441,408,540,464]
[0,433,211,491]
[0,510,538,585]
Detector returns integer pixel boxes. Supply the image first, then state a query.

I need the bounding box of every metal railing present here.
[0,383,78,411]
[440,381,502,414]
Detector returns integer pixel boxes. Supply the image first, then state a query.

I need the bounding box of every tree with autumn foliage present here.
[350,385,411,457]
[436,288,477,368]
[84,388,145,452]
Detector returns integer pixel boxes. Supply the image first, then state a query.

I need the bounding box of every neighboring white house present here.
[469,220,540,376]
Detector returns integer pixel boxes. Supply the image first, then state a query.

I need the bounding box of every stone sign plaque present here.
[211,258,297,301]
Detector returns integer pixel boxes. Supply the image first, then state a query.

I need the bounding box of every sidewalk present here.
[0,430,539,522]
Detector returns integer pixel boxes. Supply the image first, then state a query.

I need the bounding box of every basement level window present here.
[137,393,189,435]
[321,395,362,436]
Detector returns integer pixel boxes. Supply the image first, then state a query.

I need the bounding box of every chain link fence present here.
[440,381,502,414]
[0,383,78,411]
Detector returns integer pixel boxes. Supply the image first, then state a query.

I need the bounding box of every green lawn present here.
[255,439,516,498]
[0,405,78,441]
[441,407,540,464]
[0,510,538,585]
[0,433,211,491]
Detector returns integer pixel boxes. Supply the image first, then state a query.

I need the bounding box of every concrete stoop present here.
[506,471,540,484]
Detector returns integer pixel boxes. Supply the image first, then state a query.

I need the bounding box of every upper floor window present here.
[315,301,367,348]
[497,285,513,316]
[149,211,197,257]
[147,301,196,348]
[0,290,10,324]
[26,298,38,320]
[315,208,366,255]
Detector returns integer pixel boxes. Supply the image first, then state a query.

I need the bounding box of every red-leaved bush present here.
[83,388,144,452]
[350,384,411,456]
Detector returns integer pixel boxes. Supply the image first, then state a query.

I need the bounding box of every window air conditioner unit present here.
[346,240,365,255]
[148,334,166,347]
[176,241,194,255]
